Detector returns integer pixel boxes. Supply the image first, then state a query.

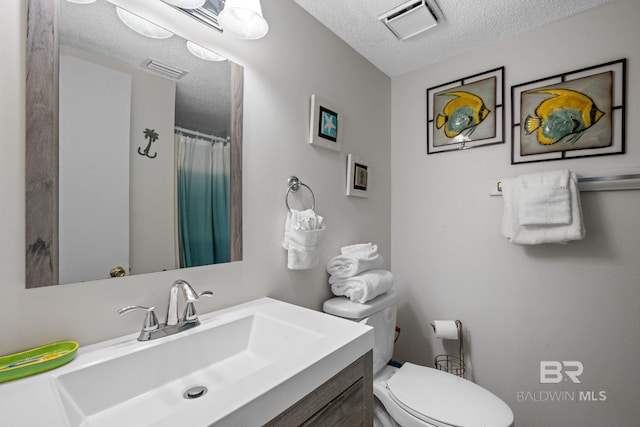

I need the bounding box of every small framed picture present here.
[346,154,369,198]
[309,94,343,151]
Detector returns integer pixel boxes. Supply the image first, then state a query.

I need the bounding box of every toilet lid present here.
[386,363,513,427]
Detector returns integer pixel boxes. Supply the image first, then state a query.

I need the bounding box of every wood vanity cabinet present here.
[265,351,373,427]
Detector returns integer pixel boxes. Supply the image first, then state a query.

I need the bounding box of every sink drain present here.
[183,385,208,399]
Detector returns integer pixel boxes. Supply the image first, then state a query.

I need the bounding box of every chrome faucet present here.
[166,279,213,326]
[119,280,212,341]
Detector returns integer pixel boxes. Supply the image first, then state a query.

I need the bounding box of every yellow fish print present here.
[436,91,490,138]
[524,88,604,145]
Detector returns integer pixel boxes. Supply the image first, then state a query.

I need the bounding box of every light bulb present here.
[186,41,227,62]
[116,7,174,40]
[218,0,269,40]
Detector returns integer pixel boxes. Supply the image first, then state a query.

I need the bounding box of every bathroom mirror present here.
[25,0,243,288]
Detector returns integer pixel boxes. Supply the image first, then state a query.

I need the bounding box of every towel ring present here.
[285,176,315,213]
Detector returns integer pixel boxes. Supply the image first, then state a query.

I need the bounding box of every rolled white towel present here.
[327,252,383,284]
[331,270,394,304]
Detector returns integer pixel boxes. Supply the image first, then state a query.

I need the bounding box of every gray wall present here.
[0,0,390,352]
[391,0,639,425]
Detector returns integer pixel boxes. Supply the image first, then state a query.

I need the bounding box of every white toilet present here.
[323,290,514,427]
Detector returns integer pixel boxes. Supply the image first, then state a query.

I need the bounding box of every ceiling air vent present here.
[143,58,188,80]
[378,0,440,41]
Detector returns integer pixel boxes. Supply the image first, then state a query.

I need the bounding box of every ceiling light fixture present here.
[186,41,227,62]
[218,0,269,40]
[66,0,97,4]
[162,0,206,9]
[116,7,174,40]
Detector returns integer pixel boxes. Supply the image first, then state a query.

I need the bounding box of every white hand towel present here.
[287,226,325,270]
[283,209,325,270]
[327,252,383,284]
[518,169,571,225]
[283,209,323,250]
[331,270,394,303]
[502,171,585,245]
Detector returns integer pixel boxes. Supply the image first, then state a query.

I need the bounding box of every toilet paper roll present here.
[432,320,459,340]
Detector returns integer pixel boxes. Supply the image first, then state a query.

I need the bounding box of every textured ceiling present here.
[293,0,614,77]
[61,0,231,136]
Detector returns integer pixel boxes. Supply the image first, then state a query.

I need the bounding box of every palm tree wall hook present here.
[139,128,159,159]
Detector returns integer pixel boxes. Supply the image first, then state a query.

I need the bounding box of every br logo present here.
[540,361,584,384]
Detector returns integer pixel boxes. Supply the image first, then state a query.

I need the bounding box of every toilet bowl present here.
[323,291,514,427]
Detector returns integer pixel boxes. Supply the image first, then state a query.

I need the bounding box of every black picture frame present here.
[510,59,626,164]
[427,67,504,153]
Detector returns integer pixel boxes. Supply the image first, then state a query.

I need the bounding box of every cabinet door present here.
[301,378,366,426]
[265,351,373,427]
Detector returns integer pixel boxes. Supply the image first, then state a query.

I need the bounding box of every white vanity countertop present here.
[0,297,373,426]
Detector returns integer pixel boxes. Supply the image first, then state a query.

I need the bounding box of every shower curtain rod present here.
[174,126,229,144]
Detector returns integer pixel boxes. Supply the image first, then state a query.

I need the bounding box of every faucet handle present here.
[118,305,159,332]
[183,291,213,322]
[174,280,206,303]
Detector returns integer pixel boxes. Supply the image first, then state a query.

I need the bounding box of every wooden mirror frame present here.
[25,0,242,288]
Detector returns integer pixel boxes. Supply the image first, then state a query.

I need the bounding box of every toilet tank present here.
[323,291,397,374]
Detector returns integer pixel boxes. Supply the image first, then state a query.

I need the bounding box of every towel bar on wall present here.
[285,176,316,212]
[491,173,640,196]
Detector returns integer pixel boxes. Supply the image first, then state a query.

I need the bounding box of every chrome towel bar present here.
[492,173,640,196]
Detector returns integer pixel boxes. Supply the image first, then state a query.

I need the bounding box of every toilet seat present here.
[381,363,514,427]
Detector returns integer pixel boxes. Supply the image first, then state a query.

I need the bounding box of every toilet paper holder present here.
[431,319,465,378]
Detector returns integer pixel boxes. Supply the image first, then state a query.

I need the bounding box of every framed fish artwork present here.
[427,67,504,154]
[511,59,626,164]
[309,94,343,151]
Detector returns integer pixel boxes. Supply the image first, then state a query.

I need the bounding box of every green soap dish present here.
[0,341,79,383]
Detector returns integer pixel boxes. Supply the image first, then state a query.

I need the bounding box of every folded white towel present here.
[283,209,325,270]
[327,244,383,284]
[331,270,394,303]
[340,243,377,256]
[518,169,571,226]
[502,171,585,245]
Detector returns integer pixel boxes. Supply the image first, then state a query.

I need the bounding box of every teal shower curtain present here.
[176,133,230,267]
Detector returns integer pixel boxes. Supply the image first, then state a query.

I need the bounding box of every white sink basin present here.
[56,312,323,426]
[0,298,372,426]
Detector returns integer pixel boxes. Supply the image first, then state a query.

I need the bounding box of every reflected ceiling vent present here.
[378,0,441,41]
[143,58,188,80]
